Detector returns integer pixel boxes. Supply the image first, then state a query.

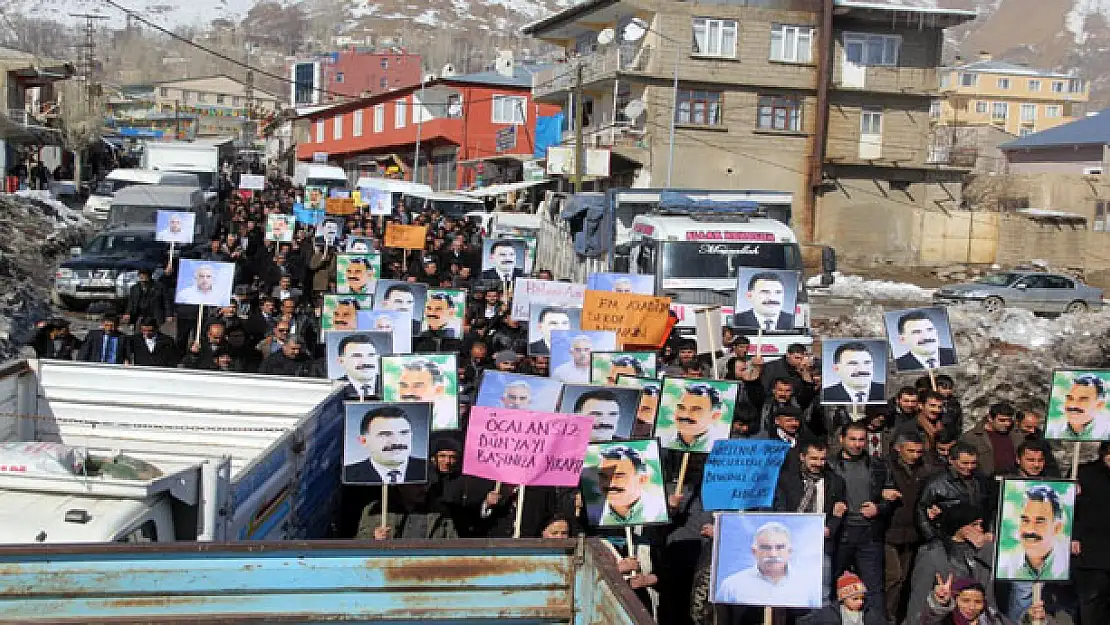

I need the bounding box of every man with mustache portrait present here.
[343,405,428,484]
[996,484,1071,580]
[1046,374,1110,440]
[734,272,795,331]
[658,382,731,452]
[824,341,886,405]
[716,520,823,606]
[892,310,956,371]
[594,445,666,525]
[332,332,392,400]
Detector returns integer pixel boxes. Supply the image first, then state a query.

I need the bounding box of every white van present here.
[83,169,201,220]
[294,163,349,188]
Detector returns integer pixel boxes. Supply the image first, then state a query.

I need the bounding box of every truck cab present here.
[0,490,174,543]
[83,169,202,221]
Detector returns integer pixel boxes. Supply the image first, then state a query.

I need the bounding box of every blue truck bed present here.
[0,538,654,624]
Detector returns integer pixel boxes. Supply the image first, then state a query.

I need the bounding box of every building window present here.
[929,99,942,118]
[843,33,900,66]
[216,94,226,105]
[960,73,977,87]
[940,73,951,89]
[374,104,385,133]
[997,78,1010,89]
[353,110,363,137]
[975,101,988,114]
[336,72,345,83]
[379,77,388,90]
[756,95,801,131]
[234,96,244,106]
[1052,81,1065,93]
[315,121,324,143]
[1020,103,1037,122]
[159,87,168,97]
[860,107,882,134]
[692,18,738,58]
[492,95,527,124]
[334,114,343,140]
[395,98,407,128]
[1070,78,1086,93]
[991,102,1008,121]
[1028,79,1041,92]
[1019,127,1034,137]
[1096,200,1107,232]
[380,58,388,69]
[675,89,722,126]
[1045,105,1062,118]
[770,24,813,63]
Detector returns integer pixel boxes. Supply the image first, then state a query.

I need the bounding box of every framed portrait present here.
[374,280,429,323]
[586,272,656,296]
[884,306,958,372]
[733,268,800,331]
[527,305,582,356]
[346,236,374,254]
[336,253,381,295]
[365,188,392,216]
[325,331,393,398]
[558,384,642,442]
[655,377,739,453]
[480,238,528,283]
[994,478,1076,581]
[592,352,659,385]
[381,354,459,431]
[174,259,235,307]
[548,330,618,384]
[317,217,343,247]
[322,294,372,332]
[155,210,196,244]
[1044,369,1110,440]
[265,214,295,242]
[616,375,663,438]
[475,371,563,413]
[711,512,826,608]
[421,289,466,338]
[304,185,328,211]
[292,204,324,228]
[820,338,888,406]
[357,309,412,354]
[580,439,669,527]
[342,401,431,485]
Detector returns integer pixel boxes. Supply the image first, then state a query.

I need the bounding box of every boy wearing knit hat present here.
[798,572,885,624]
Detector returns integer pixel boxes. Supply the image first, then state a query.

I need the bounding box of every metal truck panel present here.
[0,539,654,624]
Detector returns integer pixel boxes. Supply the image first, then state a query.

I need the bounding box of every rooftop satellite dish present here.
[624,99,646,120]
[596,28,615,46]
[623,18,647,42]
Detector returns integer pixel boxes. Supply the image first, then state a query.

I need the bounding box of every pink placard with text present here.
[463,407,592,487]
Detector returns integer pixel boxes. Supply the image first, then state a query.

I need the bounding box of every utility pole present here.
[243,68,254,147]
[573,63,584,193]
[69,13,109,107]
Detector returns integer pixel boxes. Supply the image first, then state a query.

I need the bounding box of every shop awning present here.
[461,179,553,198]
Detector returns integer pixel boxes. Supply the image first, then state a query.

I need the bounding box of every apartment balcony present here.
[532,44,654,101]
[833,65,940,96]
[560,119,650,164]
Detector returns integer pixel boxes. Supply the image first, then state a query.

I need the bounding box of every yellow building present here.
[934,54,1088,137]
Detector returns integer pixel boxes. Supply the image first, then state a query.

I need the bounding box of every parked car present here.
[933,271,1103,315]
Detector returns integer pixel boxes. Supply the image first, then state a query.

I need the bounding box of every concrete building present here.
[1000,109,1110,175]
[152,75,280,141]
[523,0,975,249]
[0,47,76,179]
[294,62,560,189]
[935,54,1088,138]
[288,50,422,107]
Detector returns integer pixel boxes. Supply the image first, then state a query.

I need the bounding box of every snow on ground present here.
[807,272,934,302]
[12,191,90,231]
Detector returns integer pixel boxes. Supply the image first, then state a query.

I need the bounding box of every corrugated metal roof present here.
[447,65,551,88]
[1000,109,1110,150]
[948,59,1073,78]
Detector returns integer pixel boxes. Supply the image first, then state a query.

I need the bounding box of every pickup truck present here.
[0,359,339,543]
[0,537,653,624]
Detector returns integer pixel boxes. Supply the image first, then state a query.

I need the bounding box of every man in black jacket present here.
[121,269,172,327]
[257,336,316,377]
[915,442,991,543]
[884,431,940,623]
[829,421,900,613]
[1073,441,1110,625]
[775,438,848,604]
[128,318,179,368]
[78,314,130,364]
[31,318,81,360]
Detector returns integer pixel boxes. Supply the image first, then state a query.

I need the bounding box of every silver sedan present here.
[933,272,1103,315]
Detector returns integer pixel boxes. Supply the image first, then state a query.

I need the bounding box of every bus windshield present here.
[660,242,801,279]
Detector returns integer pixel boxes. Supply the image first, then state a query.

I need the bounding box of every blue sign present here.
[293,203,325,228]
[701,440,790,511]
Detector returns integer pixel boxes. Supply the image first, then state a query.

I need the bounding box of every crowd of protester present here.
[27,172,1110,625]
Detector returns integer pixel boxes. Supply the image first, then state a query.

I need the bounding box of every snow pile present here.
[815,303,1110,461]
[12,191,90,231]
[807,272,934,302]
[0,194,90,359]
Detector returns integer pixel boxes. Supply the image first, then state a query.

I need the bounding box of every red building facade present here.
[296,67,559,189]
